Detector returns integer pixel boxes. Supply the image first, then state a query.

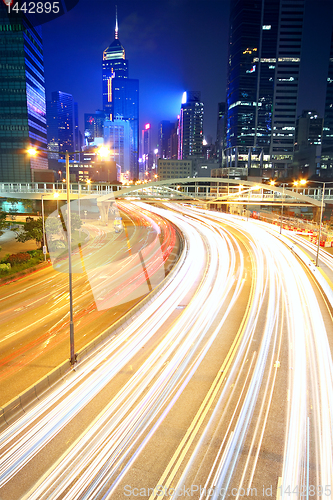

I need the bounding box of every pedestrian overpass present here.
[0,178,328,223]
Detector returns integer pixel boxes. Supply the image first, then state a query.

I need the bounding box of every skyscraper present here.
[102,12,139,179]
[216,102,226,164]
[158,120,174,159]
[321,30,333,175]
[141,122,150,159]
[47,91,74,160]
[104,119,132,179]
[84,111,105,145]
[178,91,204,159]
[293,110,323,178]
[226,0,305,177]
[0,4,47,182]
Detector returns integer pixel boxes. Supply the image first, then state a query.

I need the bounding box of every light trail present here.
[0,204,333,500]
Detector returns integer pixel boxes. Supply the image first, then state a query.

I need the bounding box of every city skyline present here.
[41,0,333,147]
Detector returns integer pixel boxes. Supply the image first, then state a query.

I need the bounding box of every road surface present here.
[0,203,333,499]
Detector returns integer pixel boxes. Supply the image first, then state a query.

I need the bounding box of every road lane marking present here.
[149,238,256,499]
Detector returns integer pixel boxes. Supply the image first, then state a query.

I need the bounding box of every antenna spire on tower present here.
[115,5,118,39]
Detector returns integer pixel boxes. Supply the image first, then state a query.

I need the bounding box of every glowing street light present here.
[97,146,110,158]
[27,146,82,365]
[27,147,37,156]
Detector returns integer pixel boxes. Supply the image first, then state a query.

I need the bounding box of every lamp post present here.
[28,147,80,365]
[278,180,306,235]
[247,185,260,221]
[279,184,286,235]
[28,146,110,365]
[78,181,81,218]
[63,151,76,364]
[285,179,332,267]
[304,180,333,267]
[41,194,47,261]
[316,183,325,267]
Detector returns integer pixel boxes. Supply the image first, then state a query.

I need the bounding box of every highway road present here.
[0,204,178,405]
[0,203,333,499]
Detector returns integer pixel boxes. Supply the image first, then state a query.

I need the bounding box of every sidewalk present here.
[0,230,39,259]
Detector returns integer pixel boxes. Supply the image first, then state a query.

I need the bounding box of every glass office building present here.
[226,0,304,177]
[102,19,139,179]
[321,30,333,175]
[112,77,139,178]
[0,4,47,182]
[47,91,74,160]
[178,91,204,160]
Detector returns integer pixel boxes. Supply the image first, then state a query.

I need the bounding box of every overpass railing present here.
[1,182,333,202]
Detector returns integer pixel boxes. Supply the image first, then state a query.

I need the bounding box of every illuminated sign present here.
[145,123,150,130]
[246,65,256,73]
[182,92,187,104]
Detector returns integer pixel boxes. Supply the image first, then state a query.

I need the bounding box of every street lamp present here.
[41,194,47,261]
[247,185,260,221]
[28,147,81,365]
[304,180,333,267]
[278,181,303,235]
[279,183,288,235]
[40,192,60,260]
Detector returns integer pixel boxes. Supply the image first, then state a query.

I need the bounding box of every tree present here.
[45,216,62,238]
[0,212,7,236]
[58,211,82,233]
[71,212,82,232]
[14,218,43,248]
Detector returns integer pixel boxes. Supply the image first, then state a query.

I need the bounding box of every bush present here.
[0,254,10,264]
[7,252,31,265]
[27,249,41,258]
[0,263,11,273]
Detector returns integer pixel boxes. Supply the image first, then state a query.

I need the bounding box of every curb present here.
[0,261,52,287]
[277,232,333,306]
[0,360,70,430]
[0,224,185,431]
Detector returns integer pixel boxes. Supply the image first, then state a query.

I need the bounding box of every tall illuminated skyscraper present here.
[321,30,333,175]
[102,10,139,179]
[47,91,74,159]
[226,0,305,177]
[178,91,204,160]
[0,3,47,182]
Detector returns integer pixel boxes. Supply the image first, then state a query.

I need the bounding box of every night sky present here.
[41,0,333,147]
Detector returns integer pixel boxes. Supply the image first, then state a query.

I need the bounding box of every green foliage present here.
[0,211,8,236]
[0,254,10,264]
[71,212,82,231]
[15,217,43,247]
[5,198,33,212]
[0,263,11,274]
[45,216,62,237]
[0,250,45,279]
[27,249,42,258]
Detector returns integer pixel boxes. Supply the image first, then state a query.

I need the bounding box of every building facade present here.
[104,119,132,177]
[0,4,47,182]
[102,16,139,179]
[293,110,323,178]
[321,29,333,176]
[158,120,174,159]
[47,91,74,160]
[226,0,305,178]
[157,159,192,180]
[216,102,226,165]
[178,91,204,159]
[84,110,105,145]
